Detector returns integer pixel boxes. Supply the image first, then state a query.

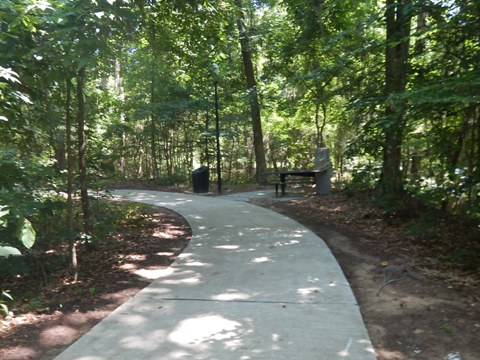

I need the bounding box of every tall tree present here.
[235,0,267,178]
[76,66,92,236]
[380,0,413,198]
[65,75,77,281]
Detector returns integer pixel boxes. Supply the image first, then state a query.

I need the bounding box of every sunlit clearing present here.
[168,350,191,359]
[249,227,271,231]
[168,315,242,348]
[40,325,78,346]
[214,245,240,250]
[1,347,37,358]
[157,251,175,256]
[358,339,376,354]
[134,268,173,279]
[338,337,352,357]
[178,252,194,259]
[120,263,137,271]
[183,260,210,267]
[250,256,272,263]
[211,290,252,301]
[133,267,174,279]
[273,240,300,246]
[152,230,176,239]
[297,287,323,298]
[375,348,405,359]
[125,254,147,261]
[269,332,283,351]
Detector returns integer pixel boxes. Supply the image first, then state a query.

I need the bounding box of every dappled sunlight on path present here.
[53,190,376,360]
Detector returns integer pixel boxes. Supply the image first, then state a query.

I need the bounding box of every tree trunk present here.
[150,77,160,180]
[476,105,480,175]
[114,58,126,177]
[314,100,322,148]
[76,66,92,237]
[147,14,160,181]
[320,102,327,147]
[66,76,78,282]
[410,153,421,180]
[380,0,412,198]
[204,112,210,167]
[235,0,267,179]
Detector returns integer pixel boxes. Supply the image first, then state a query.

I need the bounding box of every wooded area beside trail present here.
[1,1,479,305]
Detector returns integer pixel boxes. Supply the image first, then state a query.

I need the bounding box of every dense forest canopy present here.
[0,0,479,266]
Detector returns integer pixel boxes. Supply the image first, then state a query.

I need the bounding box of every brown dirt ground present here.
[1,186,479,360]
[0,204,191,360]
[248,189,480,360]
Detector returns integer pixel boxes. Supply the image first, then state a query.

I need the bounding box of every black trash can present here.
[192,166,209,193]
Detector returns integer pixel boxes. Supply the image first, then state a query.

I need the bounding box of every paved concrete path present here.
[54,190,376,360]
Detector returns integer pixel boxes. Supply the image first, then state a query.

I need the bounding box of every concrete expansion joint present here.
[52,191,376,360]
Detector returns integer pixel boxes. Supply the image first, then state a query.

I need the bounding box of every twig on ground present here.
[376,264,420,296]
[377,274,407,295]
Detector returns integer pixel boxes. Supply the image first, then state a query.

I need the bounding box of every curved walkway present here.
[54,190,376,360]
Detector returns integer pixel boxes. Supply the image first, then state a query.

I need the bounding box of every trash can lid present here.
[193,166,209,174]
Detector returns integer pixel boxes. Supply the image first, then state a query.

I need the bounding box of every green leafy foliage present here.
[16,217,36,249]
[0,290,14,317]
[0,151,46,257]
[0,246,21,258]
[0,0,478,300]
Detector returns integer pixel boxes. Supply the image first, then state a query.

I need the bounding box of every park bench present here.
[260,148,332,197]
[260,168,329,197]
[259,178,313,197]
